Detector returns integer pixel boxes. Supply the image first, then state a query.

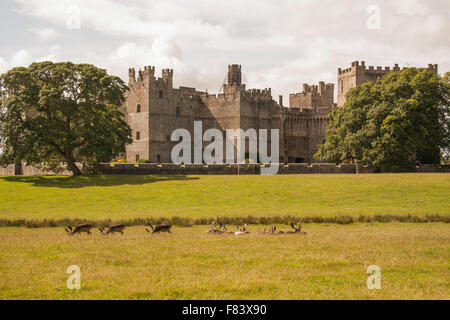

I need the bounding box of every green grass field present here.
[0,173,449,221]
[0,173,448,299]
[0,223,448,299]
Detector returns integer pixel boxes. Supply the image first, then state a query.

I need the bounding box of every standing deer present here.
[145,223,172,234]
[65,224,93,236]
[98,224,125,235]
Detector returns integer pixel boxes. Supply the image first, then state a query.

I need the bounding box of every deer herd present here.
[64,221,307,236]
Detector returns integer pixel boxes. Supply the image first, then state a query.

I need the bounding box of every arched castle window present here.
[137,104,141,113]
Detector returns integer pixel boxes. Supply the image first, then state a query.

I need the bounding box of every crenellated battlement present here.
[338,61,438,75]
[289,81,334,113]
[200,92,239,104]
[162,68,173,78]
[337,61,438,107]
[290,82,334,99]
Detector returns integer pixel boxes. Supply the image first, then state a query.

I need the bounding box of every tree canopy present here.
[0,61,132,175]
[315,68,450,171]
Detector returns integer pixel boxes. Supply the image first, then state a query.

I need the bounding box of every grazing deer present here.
[98,224,125,235]
[65,224,93,236]
[145,223,172,234]
[234,224,249,236]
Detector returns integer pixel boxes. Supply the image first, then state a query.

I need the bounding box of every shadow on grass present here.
[0,175,199,188]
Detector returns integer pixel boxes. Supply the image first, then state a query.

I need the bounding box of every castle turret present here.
[128,68,136,84]
[337,61,439,107]
[162,68,174,88]
[227,64,242,86]
[224,64,245,94]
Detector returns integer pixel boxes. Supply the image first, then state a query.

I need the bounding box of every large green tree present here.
[0,61,132,175]
[315,68,450,171]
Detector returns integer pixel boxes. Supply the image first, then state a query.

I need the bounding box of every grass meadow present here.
[0,173,448,299]
[0,223,448,300]
[0,173,449,221]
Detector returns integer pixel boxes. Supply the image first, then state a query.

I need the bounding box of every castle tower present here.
[128,68,136,84]
[162,68,174,88]
[224,64,245,94]
[227,64,242,85]
[337,61,438,107]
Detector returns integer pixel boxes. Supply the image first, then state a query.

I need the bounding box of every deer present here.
[65,224,93,236]
[207,221,227,234]
[273,222,307,235]
[234,224,249,236]
[98,224,125,235]
[145,223,172,234]
[289,222,307,235]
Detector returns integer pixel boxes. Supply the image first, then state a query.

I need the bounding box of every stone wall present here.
[0,164,74,176]
[1,163,449,176]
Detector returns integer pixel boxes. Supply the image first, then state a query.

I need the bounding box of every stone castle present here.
[122,61,438,164]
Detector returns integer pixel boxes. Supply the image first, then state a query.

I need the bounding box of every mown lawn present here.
[0,223,448,300]
[0,174,449,220]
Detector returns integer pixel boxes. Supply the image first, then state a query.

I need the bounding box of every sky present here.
[0,0,449,100]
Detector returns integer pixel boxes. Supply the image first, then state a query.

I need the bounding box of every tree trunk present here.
[65,150,82,176]
[14,161,23,176]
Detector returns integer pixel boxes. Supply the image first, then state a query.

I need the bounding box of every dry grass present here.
[0,223,448,300]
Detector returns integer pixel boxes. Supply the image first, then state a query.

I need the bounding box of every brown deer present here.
[206,221,229,234]
[267,223,306,235]
[98,224,125,235]
[234,224,249,236]
[65,224,93,236]
[145,223,172,234]
[289,222,307,235]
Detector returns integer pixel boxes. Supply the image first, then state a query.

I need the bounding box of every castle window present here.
[136,154,140,162]
[159,90,163,99]
[157,155,161,163]
[166,135,170,141]
[137,104,141,113]
[136,131,141,140]
[176,106,181,118]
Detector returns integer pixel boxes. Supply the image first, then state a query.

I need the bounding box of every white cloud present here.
[10,49,32,67]
[4,0,450,99]
[0,47,63,74]
[30,28,60,40]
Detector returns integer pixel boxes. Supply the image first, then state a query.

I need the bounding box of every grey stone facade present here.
[122,64,334,164]
[123,61,438,163]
